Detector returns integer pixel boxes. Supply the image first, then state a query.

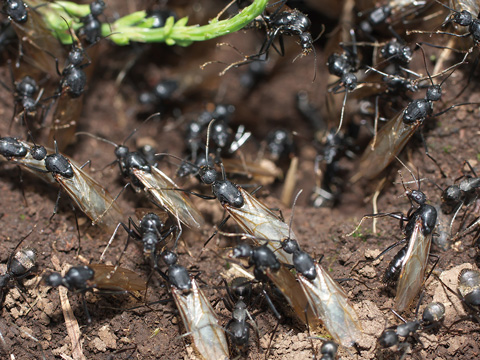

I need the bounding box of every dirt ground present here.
[1,0,480,359]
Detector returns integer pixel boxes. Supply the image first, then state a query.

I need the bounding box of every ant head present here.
[407,190,426,205]
[442,184,462,203]
[299,32,313,52]
[17,76,37,96]
[422,302,445,324]
[141,213,165,233]
[43,272,63,288]
[232,243,252,259]
[454,10,472,26]
[6,0,28,23]
[321,341,338,358]
[378,329,398,348]
[199,165,217,185]
[114,145,129,160]
[90,0,106,17]
[68,47,84,66]
[342,72,357,91]
[327,53,349,77]
[162,250,178,266]
[281,238,300,254]
[30,145,46,161]
[426,85,442,102]
[231,277,252,299]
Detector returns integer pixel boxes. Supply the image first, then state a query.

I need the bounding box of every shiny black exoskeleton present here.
[232,243,280,282]
[114,144,151,188]
[15,76,40,112]
[0,246,37,306]
[442,174,480,214]
[379,302,445,349]
[458,269,480,308]
[280,238,316,280]
[43,265,94,291]
[320,341,338,360]
[222,277,254,349]
[43,152,74,178]
[260,6,314,56]
[383,246,407,285]
[327,53,358,93]
[402,84,441,124]
[0,137,28,158]
[119,213,176,264]
[56,43,89,98]
[4,0,27,23]
[78,0,105,44]
[441,5,480,44]
[266,129,294,161]
[199,165,244,208]
[158,250,192,293]
[381,39,413,66]
[358,5,392,38]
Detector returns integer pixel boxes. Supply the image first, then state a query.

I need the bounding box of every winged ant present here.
[351,45,476,181]
[0,136,125,235]
[43,263,147,323]
[155,249,229,360]
[159,120,294,264]
[241,190,363,347]
[350,166,437,312]
[0,228,36,308]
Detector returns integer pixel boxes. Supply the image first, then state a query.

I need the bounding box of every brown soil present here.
[1,1,480,359]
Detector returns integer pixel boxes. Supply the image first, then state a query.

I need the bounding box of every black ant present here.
[155,249,229,359]
[219,277,259,354]
[3,0,27,23]
[352,45,474,181]
[43,263,146,323]
[0,68,46,132]
[78,0,106,44]
[0,229,36,308]
[379,299,445,354]
[319,340,338,360]
[103,210,179,272]
[327,29,361,133]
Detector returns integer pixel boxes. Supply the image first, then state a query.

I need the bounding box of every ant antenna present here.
[288,189,303,239]
[205,119,216,165]
[416,44,434,86]
[123,112,161,145]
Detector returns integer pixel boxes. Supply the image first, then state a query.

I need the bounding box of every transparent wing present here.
[132,167,205,229]
[56,161,125,233]
[395,218,432,312]
[266,265,318,327]
[352,111,419,182]
[171,278,229,360]
[298,263,362,347]
[225,187,294,265]
[88,264,147,292]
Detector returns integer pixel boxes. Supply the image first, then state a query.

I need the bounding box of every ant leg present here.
[204,214,231,247]
[50,190,62,223]
[81,293,92,324]
[79,160,91,169]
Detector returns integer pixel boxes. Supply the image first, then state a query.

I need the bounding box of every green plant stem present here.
[29,0,269,46]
